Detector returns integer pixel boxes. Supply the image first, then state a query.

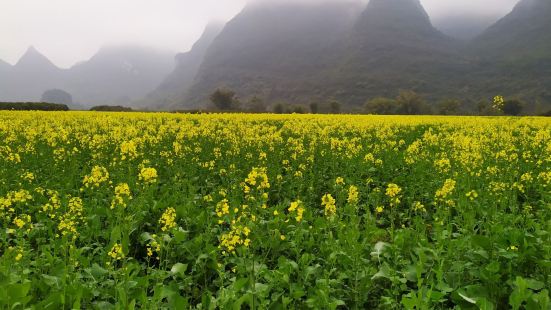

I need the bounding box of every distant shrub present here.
[272,103,285,114]
[90,105,133,112]
[309,102,319,114]
[210,88,240,111]
[329,100,341,114]
[502,99,524,116]
[364,97,398,115]
[395,90,432,115]
[0,102,69,111]
[245,96,267,113]
[437,99,462,115]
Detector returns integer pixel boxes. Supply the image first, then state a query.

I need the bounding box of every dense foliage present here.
[0,112,550,309]
[90,105,133,112]
[0,102,69,111]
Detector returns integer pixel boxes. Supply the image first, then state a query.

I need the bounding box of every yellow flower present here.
[493,95,505,110]
[321,194,336,218]
[335,177,345,185]
[245,167,270,190]
[159,207,177,232]
[347,185,359,204]
[385,183,402,207]
[436,179,456,200]
[83,166,110,188]
[146,236,161,259]
[110,183,132,209]
[434,158,451,173]
[216,199,230,217]
[108,243,125,260]
[376,206,384,213]
[465,190,478,201]
[412,201,425,212]
[288,200,305,222]
[13,214,33,232]
[120,140,138,160]
[21,171,35,182]
[139,167,158,184]
[385,183,402,198]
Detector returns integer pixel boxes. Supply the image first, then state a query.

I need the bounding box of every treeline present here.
[0,102,134,112]
[90,105,133,112]
[207,88,550,116]
[0,102,69,111]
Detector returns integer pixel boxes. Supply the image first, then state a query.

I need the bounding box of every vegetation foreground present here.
[0,112,550,309]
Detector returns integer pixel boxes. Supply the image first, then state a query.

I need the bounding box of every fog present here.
[0,0,519,68]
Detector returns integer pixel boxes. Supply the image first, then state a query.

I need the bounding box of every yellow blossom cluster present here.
[435,179,456,206]
[147,235,161,259]
[347,185,359,204]
[57,197,84,238]
[219,225,251,254]
[244,167,270,191]
[120,140,138,160]
[110,183,132,209]
[139,167,158,184]
[288,200,305,222]
[321,194,336,218]
[13,214,33,232]
[159,207,177,232]
[385,183,402,207]
[83,166,110,188]
[108,243,125,261]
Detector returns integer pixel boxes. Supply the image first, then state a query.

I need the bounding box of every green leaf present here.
[458,292,477,304]
[170,263,188,277]
[525,279,545,291]
[172,228,189,242]
[90,263,109,279]
[370,242,388,261]
[476,297,495,310]
[41,275,60,288]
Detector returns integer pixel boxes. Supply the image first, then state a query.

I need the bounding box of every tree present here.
[90,105,133,112]
[437,99,462,115]
[309,102,319,114]
[395,90,430,115]
[329,100,341,114]
[502,99,524,116]
[273,103,285,114]
[210,88,238,111]
[364,97,397,115]
[476,100,495,115]
[291,105,307,114]
[246,96,267,113]
[41,89,73,105]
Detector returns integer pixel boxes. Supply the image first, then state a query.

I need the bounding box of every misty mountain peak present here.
[357,0,435,35]
[15,46,58,71]
[175,22,224,64]
[473,0,551,59]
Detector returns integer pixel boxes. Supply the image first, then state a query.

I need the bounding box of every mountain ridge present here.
[183,0,364,107]
[142,23,224,110]
[0,45,173,107]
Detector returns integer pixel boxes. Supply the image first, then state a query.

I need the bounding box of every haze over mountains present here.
[0,45,173,108]
[1,0,550,111]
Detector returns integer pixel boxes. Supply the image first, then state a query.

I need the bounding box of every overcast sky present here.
[0,0,519,68]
